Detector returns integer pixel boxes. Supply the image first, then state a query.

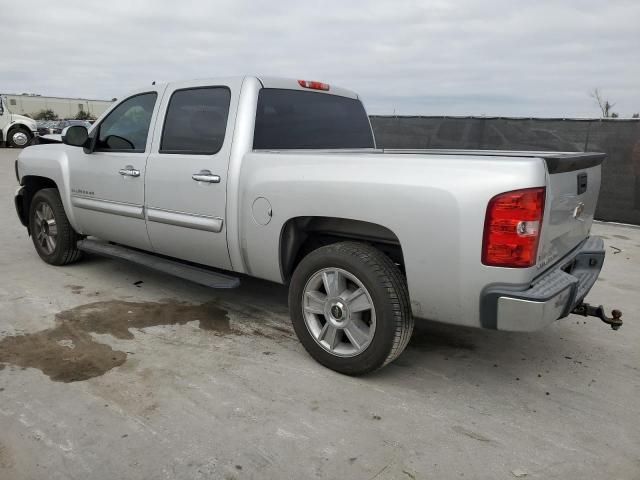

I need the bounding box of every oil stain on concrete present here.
[0,300,229,383]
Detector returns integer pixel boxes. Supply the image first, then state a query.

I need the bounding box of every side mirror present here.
[62,125,89,148]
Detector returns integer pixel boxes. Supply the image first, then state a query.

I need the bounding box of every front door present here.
[68,89,164,250]
[144,80,238,269]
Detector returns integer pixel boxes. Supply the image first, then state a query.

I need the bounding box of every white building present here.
[2,94,113,119]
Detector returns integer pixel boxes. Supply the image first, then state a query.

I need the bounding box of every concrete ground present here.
[0,147,639,480]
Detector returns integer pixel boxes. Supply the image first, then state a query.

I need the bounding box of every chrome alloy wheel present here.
[12,131,29,146]
[302,267,376,357]
[34,202,58,254]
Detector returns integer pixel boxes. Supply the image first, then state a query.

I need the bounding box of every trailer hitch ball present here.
[610,309,623,330]
[572,303,623,330]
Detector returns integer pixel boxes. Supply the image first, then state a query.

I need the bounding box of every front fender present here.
[14,186,28,227]
[17,144,82,233]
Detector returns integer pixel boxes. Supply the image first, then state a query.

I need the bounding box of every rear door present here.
[144,79,240,270]
[68,89,163,250]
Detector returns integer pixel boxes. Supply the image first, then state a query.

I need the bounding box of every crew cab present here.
[13,76,620,375]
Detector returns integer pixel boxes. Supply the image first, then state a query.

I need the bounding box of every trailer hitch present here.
[572,303,623,330]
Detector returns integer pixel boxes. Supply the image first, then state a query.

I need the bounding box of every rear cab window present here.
[253,89,374,150]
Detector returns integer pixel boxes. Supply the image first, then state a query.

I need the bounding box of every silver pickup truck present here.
[13,76,621,375]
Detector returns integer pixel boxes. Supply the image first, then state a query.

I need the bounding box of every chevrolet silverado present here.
[13,76,621,374]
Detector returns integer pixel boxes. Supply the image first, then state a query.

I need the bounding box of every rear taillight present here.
[297,79,330,91]
[482,187,546,268]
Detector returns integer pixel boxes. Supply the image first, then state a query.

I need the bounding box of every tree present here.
[590,88,618,118]
[75,110,95,121]
[633,113,639,119]
[33,109,58,121]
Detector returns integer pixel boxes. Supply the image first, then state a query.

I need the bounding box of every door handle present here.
[119,165,140,177]
[192,170,220,183]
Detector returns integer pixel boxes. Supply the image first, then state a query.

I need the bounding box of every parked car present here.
[37,120,58,136]
[51,119,92,134]
[13,76,620,374]
[37,120,94,143]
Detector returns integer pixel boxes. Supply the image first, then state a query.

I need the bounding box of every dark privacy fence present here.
[370,116,640,225]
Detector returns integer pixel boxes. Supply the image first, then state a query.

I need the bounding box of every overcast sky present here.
[2,0,639,117]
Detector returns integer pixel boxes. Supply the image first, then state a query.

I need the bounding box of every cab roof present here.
[257,76,360,100]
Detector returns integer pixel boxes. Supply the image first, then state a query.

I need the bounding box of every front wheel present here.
[289,241,413,375]
[7,127,32,148]
[29,188,83,265]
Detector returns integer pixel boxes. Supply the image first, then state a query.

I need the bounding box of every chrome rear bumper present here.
[480,237,605,331]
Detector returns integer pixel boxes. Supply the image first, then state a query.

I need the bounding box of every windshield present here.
[253,89,375,149]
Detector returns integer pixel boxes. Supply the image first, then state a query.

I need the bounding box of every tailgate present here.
[537,153,605,269]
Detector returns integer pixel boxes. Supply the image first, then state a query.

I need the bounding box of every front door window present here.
[96,93,157,152]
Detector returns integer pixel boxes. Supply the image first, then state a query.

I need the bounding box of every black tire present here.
[7,127,32,148]
[289,241,413,375]
[29,188,83,265]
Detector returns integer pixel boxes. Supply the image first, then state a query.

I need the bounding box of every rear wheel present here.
[289,241,413,375]
[7,127,32,148]
[29,188,83,265]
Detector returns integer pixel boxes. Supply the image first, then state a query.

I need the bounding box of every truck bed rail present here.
[382,149,606,174]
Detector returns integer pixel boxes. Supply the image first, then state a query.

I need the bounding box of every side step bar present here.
[77,239,240,289]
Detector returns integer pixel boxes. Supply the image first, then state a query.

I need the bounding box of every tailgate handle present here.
[577,173,588,195]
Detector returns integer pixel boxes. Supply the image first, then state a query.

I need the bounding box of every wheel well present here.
[21,176,59,229]
[8,123,32,135]
[279,216,405,282]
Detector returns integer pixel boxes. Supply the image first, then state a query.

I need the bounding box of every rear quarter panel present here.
[237,151,547,327]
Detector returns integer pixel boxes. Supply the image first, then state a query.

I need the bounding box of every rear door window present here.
[253,89,374,149]
[160,87,231,155]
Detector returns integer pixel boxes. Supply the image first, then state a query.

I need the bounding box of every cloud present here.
[2,0,639,117]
